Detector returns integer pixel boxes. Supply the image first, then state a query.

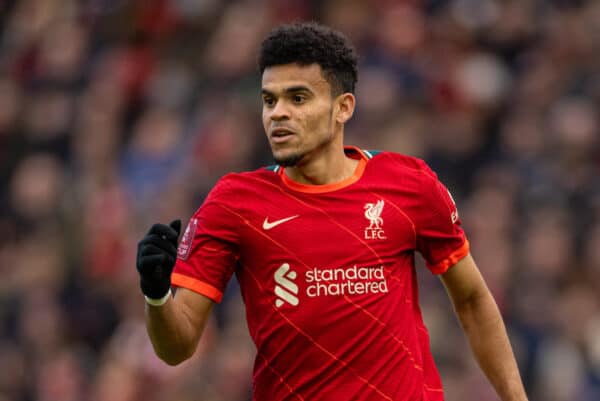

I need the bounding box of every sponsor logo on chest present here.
[273,263,389,307]
[274,263,299,307]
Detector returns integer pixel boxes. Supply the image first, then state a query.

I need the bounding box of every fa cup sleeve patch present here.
[177,218,198,260]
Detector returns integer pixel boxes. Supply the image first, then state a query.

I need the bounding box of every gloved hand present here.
[136,220,181,300]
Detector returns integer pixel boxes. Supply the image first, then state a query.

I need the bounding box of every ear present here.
[334,93,355,124]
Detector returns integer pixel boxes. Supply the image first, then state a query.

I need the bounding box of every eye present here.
[262,96,275,107]
[292,94,306,104]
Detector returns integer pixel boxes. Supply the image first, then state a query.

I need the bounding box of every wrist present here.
[144,289,172,306]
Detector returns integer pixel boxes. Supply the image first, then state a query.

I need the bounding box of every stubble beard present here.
[272,104,335,168]
[273,151,304,167]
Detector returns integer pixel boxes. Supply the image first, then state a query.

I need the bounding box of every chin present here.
[273,151,304,167]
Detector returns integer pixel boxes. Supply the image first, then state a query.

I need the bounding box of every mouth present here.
[270,128,296,144]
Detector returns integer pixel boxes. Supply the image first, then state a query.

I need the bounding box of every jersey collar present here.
[278,146,368,193]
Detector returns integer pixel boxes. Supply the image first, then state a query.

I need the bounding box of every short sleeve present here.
[415,167,469,274]
[171,181,239,303]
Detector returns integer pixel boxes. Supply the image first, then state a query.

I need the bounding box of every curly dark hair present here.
[258,22,358,95]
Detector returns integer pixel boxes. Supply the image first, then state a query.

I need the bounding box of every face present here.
[261,63,352,167]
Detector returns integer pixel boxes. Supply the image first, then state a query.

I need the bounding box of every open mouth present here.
[270,129,295,143]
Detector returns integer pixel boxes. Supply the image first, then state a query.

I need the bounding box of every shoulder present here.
[366,150,439,182]
[206,166,281,199]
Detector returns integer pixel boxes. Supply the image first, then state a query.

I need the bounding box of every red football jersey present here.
[172,146,469,401]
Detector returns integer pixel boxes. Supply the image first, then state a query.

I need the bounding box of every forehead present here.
[261,63,331,93]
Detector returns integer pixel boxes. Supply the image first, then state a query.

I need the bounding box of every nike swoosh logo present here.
[263,215,299,230]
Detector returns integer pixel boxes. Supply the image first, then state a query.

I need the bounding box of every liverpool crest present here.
[364,200,386,240]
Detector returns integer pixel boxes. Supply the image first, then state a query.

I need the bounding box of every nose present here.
[269,100,290,121]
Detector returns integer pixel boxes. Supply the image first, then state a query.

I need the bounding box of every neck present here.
[284,138,358,186]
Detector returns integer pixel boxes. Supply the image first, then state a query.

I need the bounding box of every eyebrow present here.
[261,86,313,96]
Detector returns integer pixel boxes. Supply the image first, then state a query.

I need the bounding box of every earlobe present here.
[335,93,356,124]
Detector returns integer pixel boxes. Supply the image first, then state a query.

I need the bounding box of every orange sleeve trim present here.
[171,273,223,303]
[428,239,470,275]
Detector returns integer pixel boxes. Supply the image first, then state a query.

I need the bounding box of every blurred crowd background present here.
[0,0,599,400]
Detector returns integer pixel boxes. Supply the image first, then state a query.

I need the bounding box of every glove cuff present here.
[144,289,172,306]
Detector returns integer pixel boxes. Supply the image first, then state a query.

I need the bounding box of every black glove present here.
[136,220,181,299]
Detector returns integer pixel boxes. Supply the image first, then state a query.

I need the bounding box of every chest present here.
[234,186,418,268]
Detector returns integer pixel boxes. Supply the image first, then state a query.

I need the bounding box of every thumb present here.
[169,219,182,237]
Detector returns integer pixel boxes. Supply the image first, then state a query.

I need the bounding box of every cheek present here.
[307,106,332,132]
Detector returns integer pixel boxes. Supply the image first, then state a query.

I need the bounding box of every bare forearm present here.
[454,292,528,401]
[145,298,201,365]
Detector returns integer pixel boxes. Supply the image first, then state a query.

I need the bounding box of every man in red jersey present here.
[136,22,528,401]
